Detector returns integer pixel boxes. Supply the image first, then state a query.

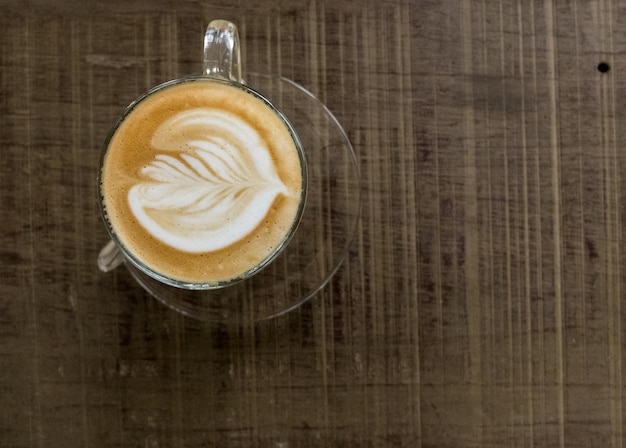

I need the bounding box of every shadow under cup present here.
[99,76,307,295]
[99,73,360,322]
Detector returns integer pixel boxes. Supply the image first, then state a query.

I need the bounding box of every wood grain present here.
[1,0,626,446]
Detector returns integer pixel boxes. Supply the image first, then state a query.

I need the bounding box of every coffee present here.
[100,78,305,285]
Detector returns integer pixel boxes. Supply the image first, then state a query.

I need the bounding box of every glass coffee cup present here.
[98,20,307,290]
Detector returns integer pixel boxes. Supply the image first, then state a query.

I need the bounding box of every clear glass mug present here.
[98,20,307,288]
[97,20,361,322]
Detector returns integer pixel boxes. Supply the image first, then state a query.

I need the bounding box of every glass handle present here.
[203,20,242,83]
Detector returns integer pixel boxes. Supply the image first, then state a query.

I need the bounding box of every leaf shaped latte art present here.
[128,108,291,253]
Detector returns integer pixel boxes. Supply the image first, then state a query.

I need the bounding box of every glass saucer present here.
[124,73,361,322]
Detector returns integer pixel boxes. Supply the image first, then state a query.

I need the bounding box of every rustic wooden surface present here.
[2,0,626,446]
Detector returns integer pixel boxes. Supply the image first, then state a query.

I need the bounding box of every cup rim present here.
[98,75,308,290]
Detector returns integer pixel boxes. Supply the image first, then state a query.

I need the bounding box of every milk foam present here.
[128,108,290,253]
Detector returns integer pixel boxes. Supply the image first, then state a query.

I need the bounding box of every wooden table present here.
[2,0,625,446]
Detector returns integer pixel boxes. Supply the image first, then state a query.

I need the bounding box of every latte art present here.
[128,108,290,253]
[101,78,305,285]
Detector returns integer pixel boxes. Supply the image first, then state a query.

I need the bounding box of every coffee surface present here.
[101,78,304,285]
